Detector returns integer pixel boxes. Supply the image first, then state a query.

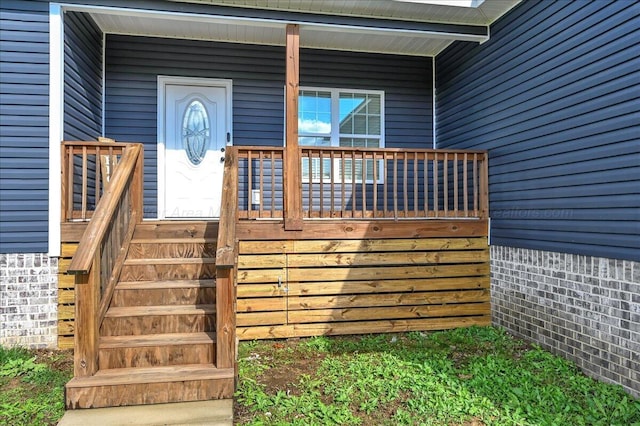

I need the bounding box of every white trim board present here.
[48,4,64,258]
[156,76,233,220]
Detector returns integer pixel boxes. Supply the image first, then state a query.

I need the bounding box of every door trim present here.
[157,76,233,219]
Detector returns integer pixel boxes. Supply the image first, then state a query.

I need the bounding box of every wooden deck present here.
[60,137,489,409]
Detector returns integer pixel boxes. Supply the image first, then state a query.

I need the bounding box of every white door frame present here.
[157,76,233,219]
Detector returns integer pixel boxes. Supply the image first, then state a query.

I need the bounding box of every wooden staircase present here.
[65,221,235,409]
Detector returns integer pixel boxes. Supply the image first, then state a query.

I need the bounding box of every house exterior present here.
[0,0,638,400]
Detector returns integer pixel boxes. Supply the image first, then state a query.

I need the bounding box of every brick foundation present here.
[491,246,639,397]
[0,253,58,348]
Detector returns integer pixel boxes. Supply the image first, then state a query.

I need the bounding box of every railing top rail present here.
[68,144,143,274]
[300,146,488,155]
[62,140,133,148]
[235,146,285,151]
[233,145,488,155]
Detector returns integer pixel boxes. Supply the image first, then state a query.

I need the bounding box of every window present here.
[298,88,384,183]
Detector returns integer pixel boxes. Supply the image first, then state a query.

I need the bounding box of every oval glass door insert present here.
[182,100,210,165]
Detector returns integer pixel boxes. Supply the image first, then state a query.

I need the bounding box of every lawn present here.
[235,326,640,425]
[1,327,638,425]
[0,346,73,426]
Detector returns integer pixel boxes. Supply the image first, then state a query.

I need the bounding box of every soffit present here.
[168,0,521,26]
[81,0,520,56]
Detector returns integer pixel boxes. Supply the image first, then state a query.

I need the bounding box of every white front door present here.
[161,79,231,218]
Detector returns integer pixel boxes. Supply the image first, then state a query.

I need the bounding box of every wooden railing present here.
[234,146,488,220]
[61,141,131,221]
[215,147,238,370]
[66,143,143,377]
[236,147,285,219]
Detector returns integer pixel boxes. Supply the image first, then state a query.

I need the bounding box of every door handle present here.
[221,147,225,153]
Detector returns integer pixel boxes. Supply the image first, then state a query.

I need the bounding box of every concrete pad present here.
[57,399,233,425]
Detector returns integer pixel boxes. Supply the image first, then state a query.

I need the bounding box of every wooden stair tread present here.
[131,237,218,244]
[67,365,234,387]
[105,304,216,317]
[124,258,216,265]
[116,279,216,290]
[100,332,216,349]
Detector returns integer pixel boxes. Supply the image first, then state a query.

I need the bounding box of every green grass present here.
[0,346,73,426]
[234,326,640,425]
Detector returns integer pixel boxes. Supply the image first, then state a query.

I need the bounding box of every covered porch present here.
[55,0,500,409]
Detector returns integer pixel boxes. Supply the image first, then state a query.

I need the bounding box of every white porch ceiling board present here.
[90,11,465,56]
[91,14,286,46]
[171,0,521,25]
[301,27,447,56]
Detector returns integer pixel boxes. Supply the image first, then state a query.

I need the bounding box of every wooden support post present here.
[284,24,303,230]
[73,253,100,378]
[216,267,236,370]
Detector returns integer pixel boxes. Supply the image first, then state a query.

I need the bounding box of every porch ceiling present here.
[79,0,520,56]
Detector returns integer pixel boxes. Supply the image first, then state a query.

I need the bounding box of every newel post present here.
[73,252,100,377]
[284,23,303,230]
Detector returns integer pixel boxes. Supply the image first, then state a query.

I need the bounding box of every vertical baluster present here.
[351,150,356,217]
[413,151,418,217]
[463,153,469,217]
[443,152,448,217]
[330,150,335,217]
[271,151,276,217]
[454,153,459,217]
[393,152,398,218]
[473,153,478,215]
[341,150,346,217]
[259,151,264,218]
[480,153,489,218]
[81,146,88,220]
[372,151,378,218]
[423,153,428,218]
[67,146,74,220]
[247,150,253,216]
[95,147,101,208]
[319,149,324,217]
[383,152,388,217]
[361,150,366,217]
[433,154,439,218]
[403,152,408,217]
[308,150,313,218]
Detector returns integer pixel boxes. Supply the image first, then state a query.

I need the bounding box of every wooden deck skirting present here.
[236,219,490,340]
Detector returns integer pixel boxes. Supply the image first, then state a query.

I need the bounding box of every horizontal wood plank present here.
[236,220,487,240]
[286,250,488,267]
[238,316,491,340]
[288,302,491,323]
[288,290,489,310]
[237,277,489,298]
[287,264,489,282]
[237,311,288,327]
[239,237,487,254]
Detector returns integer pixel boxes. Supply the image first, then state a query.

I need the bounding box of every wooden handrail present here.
[68,143,143,378]
[68,145,142,273]
[215,147,239,370]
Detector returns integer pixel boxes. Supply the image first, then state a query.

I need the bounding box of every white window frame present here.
[297,86,385,184]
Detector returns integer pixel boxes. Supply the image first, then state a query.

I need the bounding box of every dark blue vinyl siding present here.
[436,0,640,261]
[105,35,433,217]
[63,11,102,140]
[0,1,50,253]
